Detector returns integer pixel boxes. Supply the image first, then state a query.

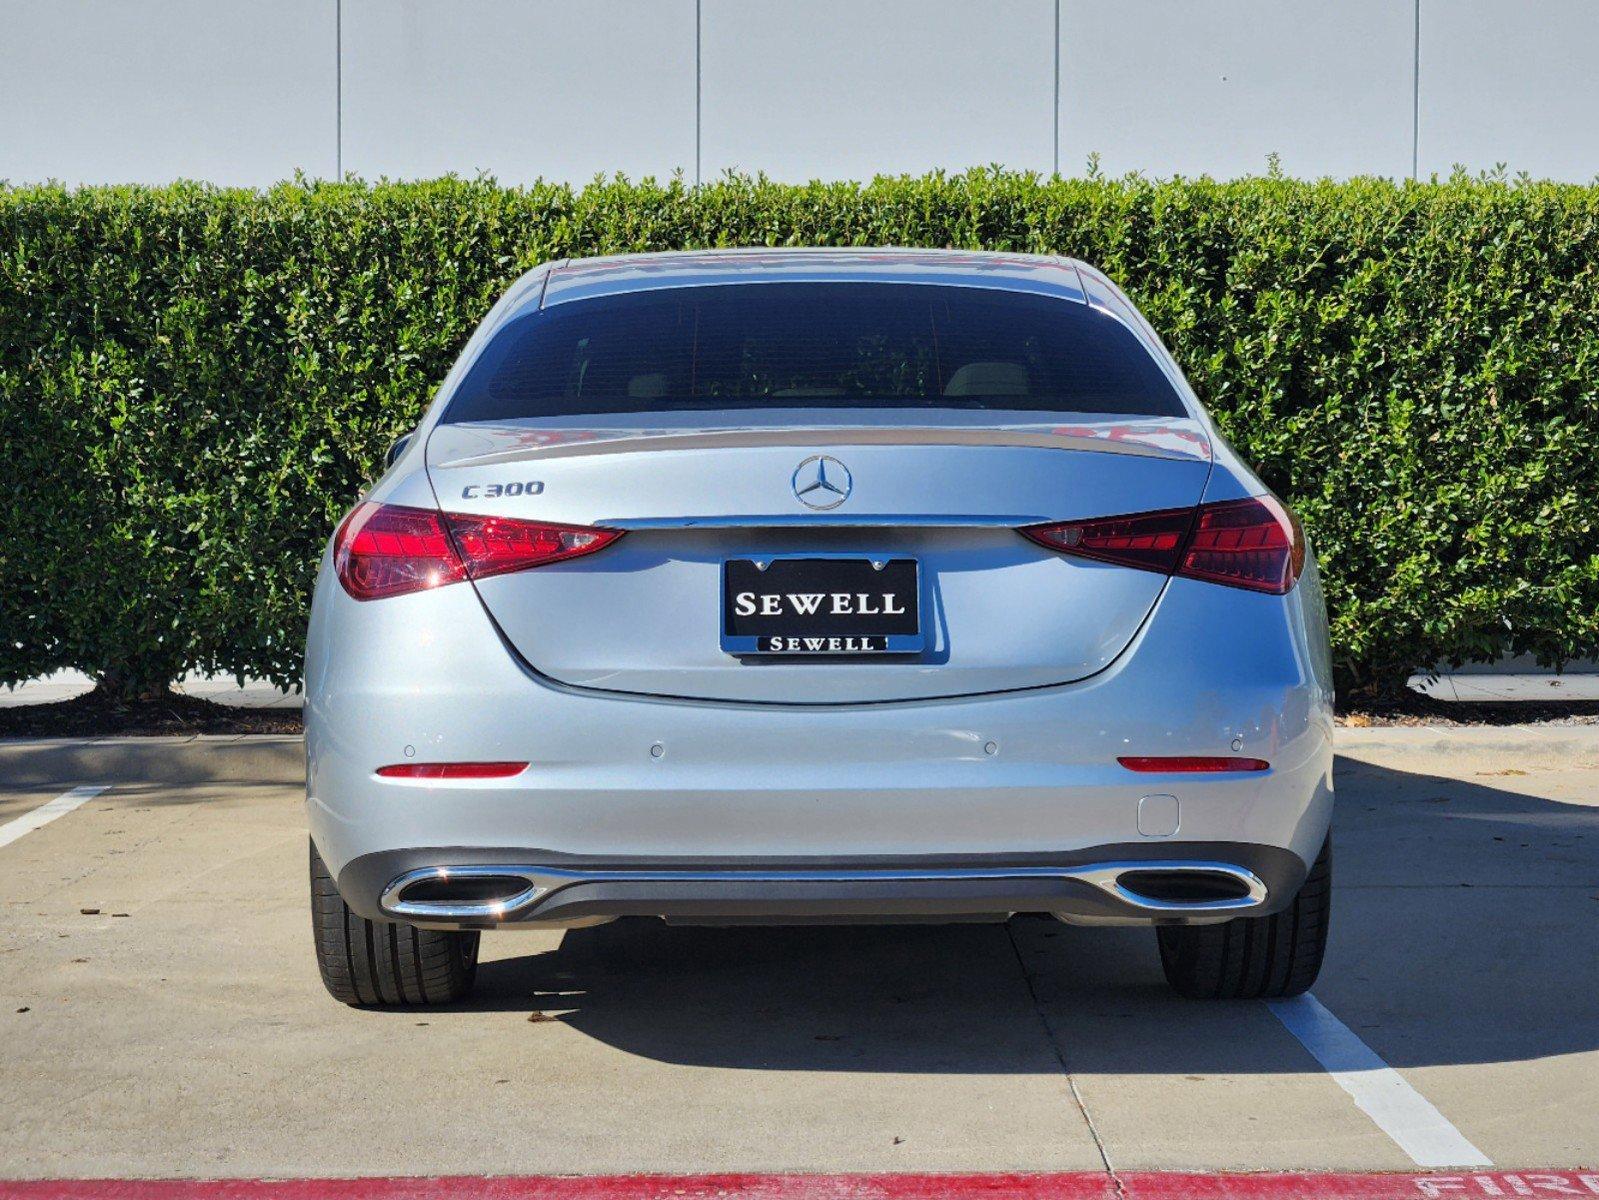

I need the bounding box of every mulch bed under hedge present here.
[0,691,303,738]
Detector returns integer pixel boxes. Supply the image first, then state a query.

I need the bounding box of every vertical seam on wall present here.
[335,0,343,179]
[1411,0,1420,180]
[695,0,702,186]
[1053,0,1061,177]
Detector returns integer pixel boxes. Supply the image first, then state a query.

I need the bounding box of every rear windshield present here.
[442,281,1186,423]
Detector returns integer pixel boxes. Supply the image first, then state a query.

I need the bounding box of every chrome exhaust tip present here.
[1078,861,1269,912]
[381,866,546,921]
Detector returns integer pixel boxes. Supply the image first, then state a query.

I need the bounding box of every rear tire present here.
[309,841,479,1006]
[1157,836,1330,999]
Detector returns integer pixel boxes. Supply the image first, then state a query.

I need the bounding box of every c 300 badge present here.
[461,481,544,499]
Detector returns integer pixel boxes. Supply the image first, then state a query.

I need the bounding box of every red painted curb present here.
[3,1173,1598,1200]
[1122,1173,1599,1198]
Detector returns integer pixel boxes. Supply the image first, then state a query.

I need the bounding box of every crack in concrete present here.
[1003,919,1121,1183]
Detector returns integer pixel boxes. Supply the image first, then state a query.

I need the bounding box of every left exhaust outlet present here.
[383,867,546,920]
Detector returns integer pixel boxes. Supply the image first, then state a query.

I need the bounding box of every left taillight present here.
[1020,494,1305,596]
[334,502,622,601]
[334,503,465,600]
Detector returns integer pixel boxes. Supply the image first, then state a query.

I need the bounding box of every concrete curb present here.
[0,736,303,788]
[1335,724,1599,760]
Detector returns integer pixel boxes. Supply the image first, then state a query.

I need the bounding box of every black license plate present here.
[722,558,922,655]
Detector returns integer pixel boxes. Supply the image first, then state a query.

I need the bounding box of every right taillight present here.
[1179,495,1305,595]
[1021,494,1305,595]
[334,502,622,601]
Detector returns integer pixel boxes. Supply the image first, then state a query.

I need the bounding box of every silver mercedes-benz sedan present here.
[305,248,1334,1007]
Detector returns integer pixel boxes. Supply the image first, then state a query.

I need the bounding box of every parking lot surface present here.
[0,728,1594,1181]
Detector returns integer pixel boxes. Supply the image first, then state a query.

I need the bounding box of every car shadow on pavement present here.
[456,754,1597,1075]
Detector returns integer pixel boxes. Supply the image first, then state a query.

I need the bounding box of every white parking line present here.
[0,785,108,850]
[1268,993,1491,1169]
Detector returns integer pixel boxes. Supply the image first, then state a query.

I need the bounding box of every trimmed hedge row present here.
[2,171,1596,698]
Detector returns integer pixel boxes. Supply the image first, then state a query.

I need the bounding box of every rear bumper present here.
[305,553,1336,925]
[338,842,1307,929]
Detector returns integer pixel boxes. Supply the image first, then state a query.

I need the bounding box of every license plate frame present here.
[721,556,923,656]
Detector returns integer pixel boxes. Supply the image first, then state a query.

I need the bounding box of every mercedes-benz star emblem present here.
[792,455,852,510]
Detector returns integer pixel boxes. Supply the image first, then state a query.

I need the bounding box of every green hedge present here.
[2,171,1596,698]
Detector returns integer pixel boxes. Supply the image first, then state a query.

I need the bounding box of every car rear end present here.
[304,250,1334,1005]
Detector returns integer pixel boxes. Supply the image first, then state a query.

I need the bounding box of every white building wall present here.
[2,0,1596,187]
[1058,0,1416,180]
[341,0,696,184]
[1416,0,1599,182]
[0,0,337,187]
[700,0,1056,181]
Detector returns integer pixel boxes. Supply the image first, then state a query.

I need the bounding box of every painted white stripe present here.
[1268,993,1491,1168]
[0,785,108,850]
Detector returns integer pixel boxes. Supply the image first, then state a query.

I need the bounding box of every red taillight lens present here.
[1118,756,1270,772]
[376,761,528,779]
[442,513,622,583]
[334,502,622,600]
[1020,507,1193,573]
[1179,495,1305,595]
[1020,494,1304,595]
[334,503,466,600]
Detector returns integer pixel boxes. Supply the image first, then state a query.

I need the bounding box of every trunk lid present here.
[425,414,1212,703]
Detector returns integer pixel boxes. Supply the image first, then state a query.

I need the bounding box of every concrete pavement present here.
[0,728,1594,1179]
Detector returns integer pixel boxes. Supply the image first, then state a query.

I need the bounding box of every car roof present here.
[536,247,1089,309]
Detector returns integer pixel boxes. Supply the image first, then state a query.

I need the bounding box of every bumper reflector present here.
[1117,756,1270,773]
[375,762,528,779]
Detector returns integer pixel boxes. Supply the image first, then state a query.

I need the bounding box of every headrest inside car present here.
[944,361,1028,396]
[627,373,668,398]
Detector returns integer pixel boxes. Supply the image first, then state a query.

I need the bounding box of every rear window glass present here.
[442,281,1186,423]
